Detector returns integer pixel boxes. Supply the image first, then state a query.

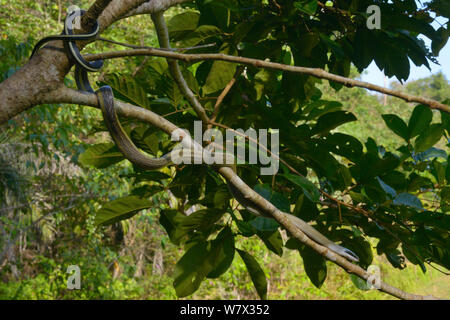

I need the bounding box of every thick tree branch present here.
[44,85,439,300]
[81,0,114,30]
[125,0,193,17]
[84,48,450,113]
[0,0,190,125]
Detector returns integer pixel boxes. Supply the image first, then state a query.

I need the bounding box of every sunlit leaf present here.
[96,196,153,226]
[78,143,124,169]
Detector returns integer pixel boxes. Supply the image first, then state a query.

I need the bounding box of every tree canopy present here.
[0,0,449,300]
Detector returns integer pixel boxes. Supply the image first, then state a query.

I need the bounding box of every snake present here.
[31,8,359,263]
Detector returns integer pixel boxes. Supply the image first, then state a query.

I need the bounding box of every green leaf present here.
[95,196,153,226]
[320,34,345,60]
[352,29,373,71]
[340,235,373,269]
[416,147,448,161]
[172,242,209,297]
[305,100,343,121]
[431,160,446,185]
[312,111,357,135]
[250,217,279,232]
[258,230,284,256]
[441,104,450,134]
[130,127,160,156]
[441,187,450,212]
[350,274,371,291]
[294,0,318,16]
[393,193,423,210]
[181,208,225,232]
[408,105,433,138]
[432,26,450,56]
[207,227,235,278]
[414,124,443,152]
[181,68,200,94]
[282,174,320,202]
[213,185,232,209]
[285,237,302,250]
[376,177,397,198]
[363,182,388,204]
[293,193,319,222]
[294,32,320,57]
[159,210,189,245]
[174,227,235,297]
[384,45,411,81]
[377,239,406,269]
[78,143,124,169]
[100,73,150,109]
[361,152,400,181]
[349,191,365,203]
[202,45,237,95]
[402,246,426,273]
[412,211,450,229]
[253,69,276,101]
[237,249,267,299]
[235,220,257,237]
[175,24,222,48]
[123,171,171,184]
[385,250,406,270]
[253,184,291,212]
[326,133,363,163]
[131,185,163,198]
[168,11,200,35]
[447,155,450,182]
[299,246,327,288]
[407,173,433,191]
[382,114,409,141]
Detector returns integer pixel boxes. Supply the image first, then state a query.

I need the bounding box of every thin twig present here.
[210,66,244,124]
[97,37,216,51]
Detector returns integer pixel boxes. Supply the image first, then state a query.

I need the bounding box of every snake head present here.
[340,247,360,262]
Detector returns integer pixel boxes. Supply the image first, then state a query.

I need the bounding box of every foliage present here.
[1,0,449,299]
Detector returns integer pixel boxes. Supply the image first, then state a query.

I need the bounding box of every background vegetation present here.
[0,0,449,299]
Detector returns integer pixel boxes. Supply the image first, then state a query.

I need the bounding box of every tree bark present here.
[0,0,171,124]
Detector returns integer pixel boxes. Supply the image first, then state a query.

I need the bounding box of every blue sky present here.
[361,16,449,87]
[361,40,450,87]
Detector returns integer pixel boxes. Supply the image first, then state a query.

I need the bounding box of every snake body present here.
[31,8,359,263]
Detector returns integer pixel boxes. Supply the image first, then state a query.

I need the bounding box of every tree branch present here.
[84,48,450,113]
[125,0,193,17]
[81,0,114,30]
[0,0,189,125]
[151,11,211,123]
[44,85,440,300]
